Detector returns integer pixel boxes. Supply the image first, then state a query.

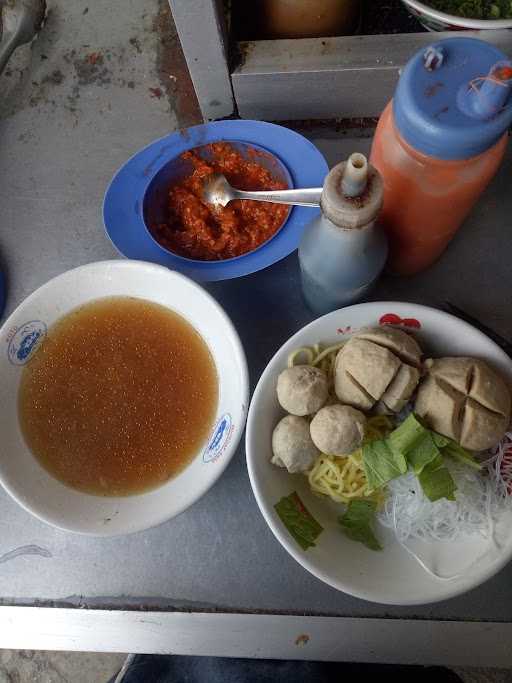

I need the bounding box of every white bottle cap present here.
[321,153,383,230]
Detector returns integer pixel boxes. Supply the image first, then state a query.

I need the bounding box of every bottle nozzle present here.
[457,59,512,120]
[341,153,368,198]
[321,154,383,229]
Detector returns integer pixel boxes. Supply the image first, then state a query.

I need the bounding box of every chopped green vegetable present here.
[388,414,440,475]
[432,432,451,449]
[428,0,512,19]
[339,499,382,551]
[405,431,441,475]
[274,492,323,551]
[388,413,426,455]
[380,414,461,501]
[362,439,407,491]
[443,440,482,471]
[418,455,457,502]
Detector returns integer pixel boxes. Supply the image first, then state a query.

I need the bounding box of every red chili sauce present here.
[150,142,289,261]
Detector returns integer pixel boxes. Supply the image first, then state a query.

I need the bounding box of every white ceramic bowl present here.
[246,302,512,605]
[402,0,512,31]
[0,260,249,536]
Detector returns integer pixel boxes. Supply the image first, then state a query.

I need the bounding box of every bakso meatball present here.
[271,415,320,473]
[276,365,329,416]
[415,357,511,451]
[310,404,366,456]
[334,327,422,413]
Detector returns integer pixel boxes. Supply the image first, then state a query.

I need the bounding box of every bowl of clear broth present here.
[0,260,248,535]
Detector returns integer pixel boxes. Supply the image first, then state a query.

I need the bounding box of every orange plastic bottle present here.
[370,38,512,275]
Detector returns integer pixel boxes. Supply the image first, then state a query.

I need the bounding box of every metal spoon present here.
[0,0,47,77]
[202,173,322,209]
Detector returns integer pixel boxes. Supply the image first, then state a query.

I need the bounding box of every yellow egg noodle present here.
[287,342,345,377]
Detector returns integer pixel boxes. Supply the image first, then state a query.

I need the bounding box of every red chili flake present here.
[494,66,512,82]
[149,87,163,99]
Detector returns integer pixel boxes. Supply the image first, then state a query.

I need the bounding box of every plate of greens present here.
[246,302,512,605]
[402,0,512,30]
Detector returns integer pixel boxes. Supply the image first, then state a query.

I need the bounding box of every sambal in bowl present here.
[143,141,292,262]
[103,120,329,282]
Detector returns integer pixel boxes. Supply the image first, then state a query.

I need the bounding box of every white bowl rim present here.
[402,0,512,28]
[0,260,250,536]
[246,300,512,605]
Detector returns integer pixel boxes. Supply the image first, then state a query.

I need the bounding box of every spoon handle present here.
[233,187,323,207]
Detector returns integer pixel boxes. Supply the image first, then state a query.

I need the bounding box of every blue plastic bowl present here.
[103,120,328,282]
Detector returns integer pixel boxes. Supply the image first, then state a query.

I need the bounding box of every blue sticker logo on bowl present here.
[203,413,233,463]
[8,321,47,366]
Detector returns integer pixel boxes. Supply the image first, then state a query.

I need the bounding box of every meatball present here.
[415,357,511,451]
[271,415,319,473]
[310,404,366,456]
[355,326,422,367]
[334,329,421,413]
[276,365,329,416]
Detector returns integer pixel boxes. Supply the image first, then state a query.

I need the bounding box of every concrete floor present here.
[0,650,125,683]
[0,654,511,683]
[0,0,511,680]
[456,671,512,683]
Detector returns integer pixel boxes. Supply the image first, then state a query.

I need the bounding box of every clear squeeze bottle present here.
[298,153,387,315]
[370,37,512,276]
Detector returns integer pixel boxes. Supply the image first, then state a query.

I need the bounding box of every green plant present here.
[428,0,512,18]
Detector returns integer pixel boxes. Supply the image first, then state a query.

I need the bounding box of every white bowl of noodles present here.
[246,302,512,605]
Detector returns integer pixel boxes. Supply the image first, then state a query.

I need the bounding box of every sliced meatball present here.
[333,366,374,411]
[380,364,420,412]
[424,357,473,394]
[355,326,422,367]
[460,398,509,451]
[470,359,511,417]
[415,375,465,442]
[335,338,400,403]
[418,357,511,450]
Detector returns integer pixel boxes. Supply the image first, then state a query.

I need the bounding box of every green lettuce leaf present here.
[339,499,382,551]
[385,415,458,501]
[418,455,457,502]
[405,431,440,475]
[388,413,426,454]
[442,440,482,471]
[432,432,451,449]
[362,439,407,491]
[388,414,439,474]
[274,492,323,551]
